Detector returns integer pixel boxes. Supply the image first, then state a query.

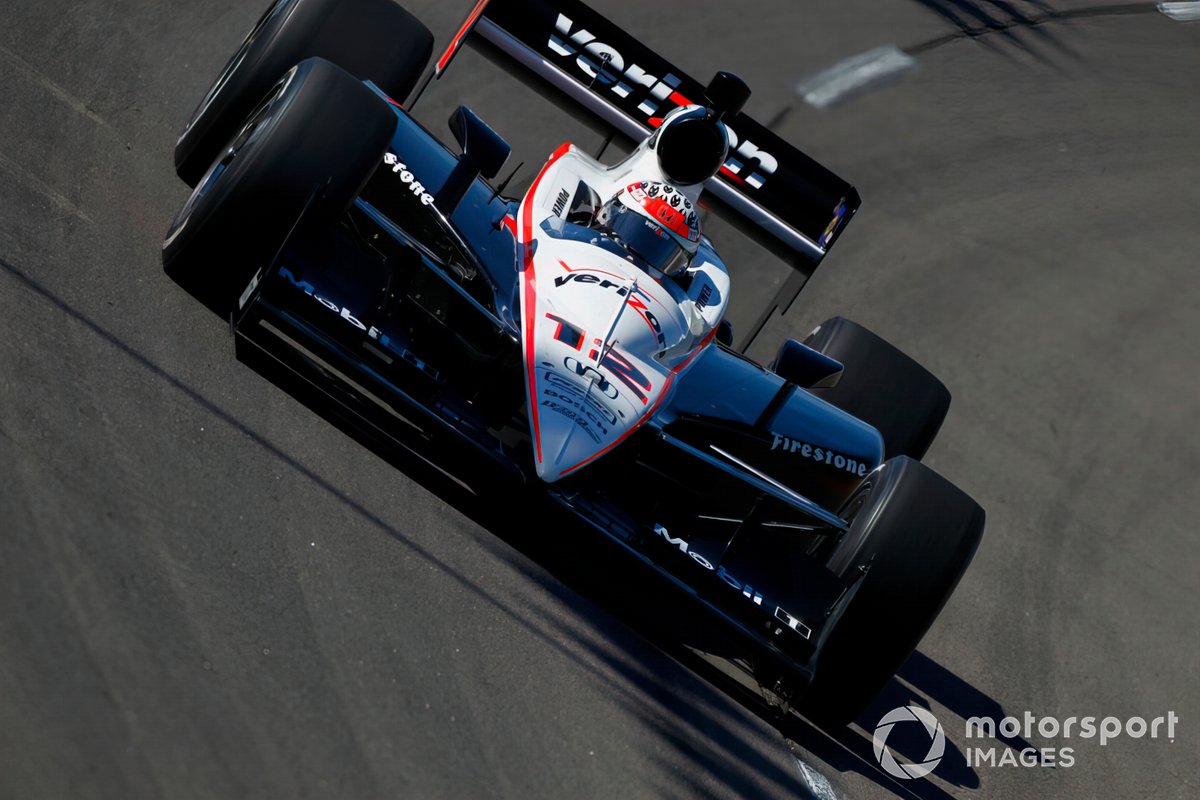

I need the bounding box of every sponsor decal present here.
[770,433,868,477]
[628,181,698,241]
[819,199,848,248]
[238,266,266,309]
[544,364,623,420]
[626,293,667,349]
[382,153,436,206]
[545,313,585,350]
[277,265,419,368]
[562,356,620,401]
[553,272,632,294]
[542,362,620,425]
[540,398,603,443]
[552,187,570,217]
[546,13,779,189]
[278,267,441,378]
[653,523,811,640]
[552,271,667,349]
[278,266,368,331]
[695,282,713,311]
[582,348,652,405]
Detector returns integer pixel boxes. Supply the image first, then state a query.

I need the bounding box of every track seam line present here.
[0,150,93,223]
[0,44,111,130]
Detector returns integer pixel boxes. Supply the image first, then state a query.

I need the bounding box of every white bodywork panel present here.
[516,129,731,482]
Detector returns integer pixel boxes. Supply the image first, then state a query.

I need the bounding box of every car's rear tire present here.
[162,57,396,316]
[803,317,950,460]
[174,0,432,186]
[798,457,984,728]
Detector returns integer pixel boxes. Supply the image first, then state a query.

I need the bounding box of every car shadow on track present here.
[0,254,1020,799]
[903,0,1081,65]
[232,330,1033,799]
[229,299,1034,799]
[1,251,817,799]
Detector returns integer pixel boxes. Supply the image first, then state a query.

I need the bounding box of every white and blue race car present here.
[163,0,985,727]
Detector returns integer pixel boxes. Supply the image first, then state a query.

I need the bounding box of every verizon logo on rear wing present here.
[432,0,861,272]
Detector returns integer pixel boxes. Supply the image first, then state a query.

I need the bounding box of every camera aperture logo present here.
[872,706,946,780]
[872,706,1181,780]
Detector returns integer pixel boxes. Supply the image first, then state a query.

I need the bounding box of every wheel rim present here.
[165,67,297,251]
[821,471,880,576]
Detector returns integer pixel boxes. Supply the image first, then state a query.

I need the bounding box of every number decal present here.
[546,313,584,350]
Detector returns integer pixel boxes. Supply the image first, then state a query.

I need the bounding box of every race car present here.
[162,0,985,727]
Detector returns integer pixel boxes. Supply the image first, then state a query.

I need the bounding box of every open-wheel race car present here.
[162,0,986,727]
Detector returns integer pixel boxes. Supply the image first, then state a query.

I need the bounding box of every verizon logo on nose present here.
[546,13,778,189]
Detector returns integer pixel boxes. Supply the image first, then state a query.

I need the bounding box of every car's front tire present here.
[803,317,951,460]
[174,0,432,186]
[798,456,984,728]
[162,57,396,316]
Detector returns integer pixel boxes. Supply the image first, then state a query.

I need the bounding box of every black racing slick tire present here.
[174,0,432,186]
[799,457,984,728]
[803,317,951,461]
[162,58,395,316]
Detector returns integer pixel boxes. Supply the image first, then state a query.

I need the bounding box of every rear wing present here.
[423,0,862,349]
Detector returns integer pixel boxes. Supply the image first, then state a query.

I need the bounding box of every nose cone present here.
[530,389,613,482]
[519,237,678,483]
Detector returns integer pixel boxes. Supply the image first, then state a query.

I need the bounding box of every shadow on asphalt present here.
[904,0,1080,64]
[0,254,806,799]
[230,311,1023,800]
[1,253,1027,798]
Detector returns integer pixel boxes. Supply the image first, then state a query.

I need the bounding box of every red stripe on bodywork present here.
[719,165,745,184]
[518,143,573,465]
[557,260,626,283]
[626,294,662,342]
[558,261,670,313]
[436,0,491,74]
[668,91,697,109]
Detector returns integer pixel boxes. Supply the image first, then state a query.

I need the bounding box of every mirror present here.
[771,338,844,388]
[437,105,512,212]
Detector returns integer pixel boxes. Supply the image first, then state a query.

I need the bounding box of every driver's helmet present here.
[595,181,700,276]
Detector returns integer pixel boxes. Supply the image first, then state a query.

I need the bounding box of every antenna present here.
[595,128,616,161]
[490,160,524,203]
[588,53,614,90]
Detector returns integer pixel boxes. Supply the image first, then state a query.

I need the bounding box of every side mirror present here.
[437,105,511,213]
[771,338,843,388]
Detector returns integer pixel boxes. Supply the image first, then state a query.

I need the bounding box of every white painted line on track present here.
[795,45,916,109]
[791,753,843,800]
[1158,1,1200,21]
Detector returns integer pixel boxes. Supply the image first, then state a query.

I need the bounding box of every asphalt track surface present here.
[1,1,1198,798]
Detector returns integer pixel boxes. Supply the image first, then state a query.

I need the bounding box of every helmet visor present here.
[599,202,690,275]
